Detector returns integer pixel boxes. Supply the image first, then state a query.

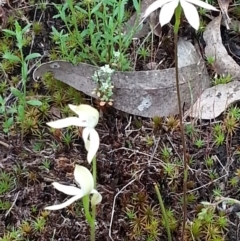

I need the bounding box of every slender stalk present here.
[20,48,26,144]
[154,183,172,241]
[90,156,97,241]
[82,195,93,226]
[174,5,188,241]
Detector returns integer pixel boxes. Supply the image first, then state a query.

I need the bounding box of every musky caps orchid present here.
[47,104,100,163]
[140,0,218,30]
[45,165,102,210]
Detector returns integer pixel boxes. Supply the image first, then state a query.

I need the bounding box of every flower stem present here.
[82,195,93,226]
[174,4,188,241]
[174,4,182,34]
[154,183,172,241]
[90,156,97,241]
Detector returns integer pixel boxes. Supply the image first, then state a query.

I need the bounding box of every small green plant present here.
[186,193,197,204]
[165,116,179,131]
[212,187,223,197]
[205,156,214,167]
[227,106,240,120]
[214,131,225,146]
[0,171,14,194]
[0,200,11,210]
[51,0,140,69]
[92,64,114,106]
[2,21,42,139]
[163,163,176,179]
[212,74,232,86]
[32,216,46,232]
[125,207,136,220]
[185,123,196,137]
[127,197,162,240]
[194,138,204,148]
[223,114,238,136]
[206,55,215,65]
[20,221,32,235]
[208,170,218,180]
[152,116,163,129]
[41,159,51,171]
[137,45,150,62]
[62,131,74,147]
[33,142,44,152]
[145,135,154,147]
[161,145,172,161]
[229,176,239,187]
[32,22,43,35]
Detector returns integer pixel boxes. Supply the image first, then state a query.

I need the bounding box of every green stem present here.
[90,156,97,241]
[92,156,97,188]
[154,183,172,241]
[20,49,26,144]
[82,195,93,226]
[174,5,188,241]
[174,4,182,34]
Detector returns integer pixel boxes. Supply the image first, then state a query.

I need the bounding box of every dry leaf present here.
[217,0,231,29]
[203,15,240,79]
[33,39,210,118]
[187,81,240,119]
[123,0,157,39]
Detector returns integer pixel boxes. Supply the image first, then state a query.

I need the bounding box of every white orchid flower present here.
[141,0,218,30]
[45,165,102,210]
[47,104,100,163]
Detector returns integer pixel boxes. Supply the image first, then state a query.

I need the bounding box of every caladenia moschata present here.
[45,104,101,241]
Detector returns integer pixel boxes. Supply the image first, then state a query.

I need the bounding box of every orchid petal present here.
[186,0,218,11]
[47,117,87,128]
[160,0,179,27]
[90,189,102,206]
[142,0,173,19]
[180,0,200,30]
[45,194,82,210]
[82,128,100,163]
[74,165,94,194]
[68,104,99,128]
[82,127,91,152]
[52,182,82,196]
[88,129,100,163]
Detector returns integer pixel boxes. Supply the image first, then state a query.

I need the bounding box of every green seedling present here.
[0,200,11,211]
[185,123,196,137]
[0,171,14,195]
[33,142,44,152]
[214,131,225,146]
[223,115,238,135]
[229,176,239,187]
[212,187,223,197]
[206,55,215,65]
[2,21,42,139]
[212,74,232,86]
[194,138,204,148]
[152,116,163,129]
[137,45,150,62]
[161,145,172,161]
[145,135,154,147]
[32,216,46,232]
[205,156,214,167]
[227,106,240,120]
